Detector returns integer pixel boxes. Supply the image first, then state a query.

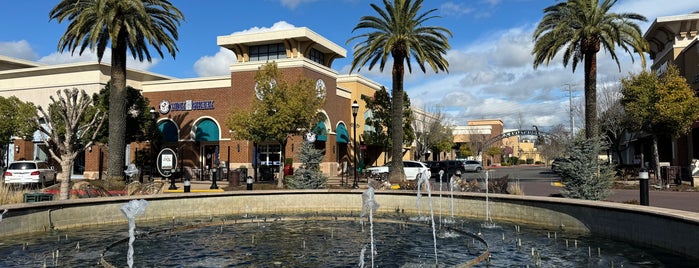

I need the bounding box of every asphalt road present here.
[435,165,699,213]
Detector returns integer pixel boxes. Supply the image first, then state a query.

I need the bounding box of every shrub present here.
[285,142,327,189]
[557,137,615,200]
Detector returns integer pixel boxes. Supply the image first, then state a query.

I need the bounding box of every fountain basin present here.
[1,190,698,260]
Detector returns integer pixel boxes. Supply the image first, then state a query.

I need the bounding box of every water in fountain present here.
[415,169,438,266]
[482,170,497,229]
[1,208,696,266]
[361,186,379,267]
[119,199,148,268]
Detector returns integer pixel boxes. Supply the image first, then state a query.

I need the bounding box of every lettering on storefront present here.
[162,99,215,113]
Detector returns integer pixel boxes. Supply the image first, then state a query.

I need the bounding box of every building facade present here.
[643,12,699,169]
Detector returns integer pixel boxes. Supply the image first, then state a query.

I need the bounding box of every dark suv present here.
[423,161,443,179]
[437,160,466,181]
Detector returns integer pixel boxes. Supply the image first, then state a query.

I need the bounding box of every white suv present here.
[4,161,57,187]
[364,160,431,180]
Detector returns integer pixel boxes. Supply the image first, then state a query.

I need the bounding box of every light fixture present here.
[149,107,157,120]
[351,100,359,189]
[15,145,19,153]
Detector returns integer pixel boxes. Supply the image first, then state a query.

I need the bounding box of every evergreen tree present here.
[285,142,328,189]
[558,137,615,200]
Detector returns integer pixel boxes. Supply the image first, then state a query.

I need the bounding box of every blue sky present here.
[1,0,697,131]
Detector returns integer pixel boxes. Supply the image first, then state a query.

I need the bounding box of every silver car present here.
[364,160,431,181]
[4,161,57,187]
[462,160,483,172]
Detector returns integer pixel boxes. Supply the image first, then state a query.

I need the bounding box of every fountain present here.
[119,199,148,268]
[0,189,698,267]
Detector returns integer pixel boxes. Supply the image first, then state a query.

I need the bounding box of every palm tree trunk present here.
[652,135,661,186]
[583,51,599,139]
[389,55,406,183]
[107,34,128,181]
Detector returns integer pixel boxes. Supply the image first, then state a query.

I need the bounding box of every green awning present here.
[194,119,219,141]
[158,121,179,142]
[313,121,327,141]
[335,123,349,143]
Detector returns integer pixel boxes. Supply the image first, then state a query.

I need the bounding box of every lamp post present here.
[351,100,359,189]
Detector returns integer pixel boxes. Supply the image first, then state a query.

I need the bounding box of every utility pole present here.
[564,83,574,138]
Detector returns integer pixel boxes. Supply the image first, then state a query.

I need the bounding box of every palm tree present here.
[347,0,451,183]
[50,0,184,180]
[532,0,647,139]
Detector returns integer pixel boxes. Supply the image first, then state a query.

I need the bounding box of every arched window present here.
[194,119,220,141]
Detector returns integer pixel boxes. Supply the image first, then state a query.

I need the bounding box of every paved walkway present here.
[161,176,699,213]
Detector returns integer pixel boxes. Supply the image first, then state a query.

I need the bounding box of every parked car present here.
[462,160,483,173]
[438,160,465,181]
[4,160,57,187]
[423,161,442,179]
[364,160,431,181]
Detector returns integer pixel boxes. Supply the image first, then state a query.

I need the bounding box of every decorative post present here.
[639,169,649,206]
[352,100,359,189]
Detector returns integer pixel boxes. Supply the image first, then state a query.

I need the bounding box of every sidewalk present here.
[158,176,699,213]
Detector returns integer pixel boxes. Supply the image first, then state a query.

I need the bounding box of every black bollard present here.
[639,169,649,206]
[210,168,219,189]
[184,179,191,193]
[246,176,253,190]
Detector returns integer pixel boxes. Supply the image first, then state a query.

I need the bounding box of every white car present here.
[364,160,431,181]
[4,161,57,187]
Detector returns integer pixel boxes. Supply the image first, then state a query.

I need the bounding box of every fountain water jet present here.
[415,169,438,266]
[361,186,379,267]
[120,199,148,268]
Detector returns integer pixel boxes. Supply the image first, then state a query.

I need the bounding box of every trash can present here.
[229,168,240,187]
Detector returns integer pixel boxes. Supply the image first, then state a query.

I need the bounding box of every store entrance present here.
[200,144,219,180]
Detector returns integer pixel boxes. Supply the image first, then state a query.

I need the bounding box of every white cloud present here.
[440,2,475,16]
[0,40,39,61]
[279,0,318,10]
[395,21,647,129]
[194,48,237,77]
[615,0,699,30]
[232,21,297,35]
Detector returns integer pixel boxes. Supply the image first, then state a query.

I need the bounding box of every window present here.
[363,109,374,132]
[258,144,281,166]
[249,43,286,62]
[308,48,324,65]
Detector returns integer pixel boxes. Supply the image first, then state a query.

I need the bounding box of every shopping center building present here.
[0,27,386,181]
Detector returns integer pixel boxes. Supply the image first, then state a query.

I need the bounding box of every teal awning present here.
[158,121,179,142]
[195,119,219,141]
[313,121,327,141]
[336,123,349,143]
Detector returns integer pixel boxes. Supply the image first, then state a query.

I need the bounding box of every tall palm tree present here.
[50,0,184,180]
[347,0,451,183]
[532,0,647,139]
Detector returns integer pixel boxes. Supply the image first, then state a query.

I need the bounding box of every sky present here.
[1,0,698,132]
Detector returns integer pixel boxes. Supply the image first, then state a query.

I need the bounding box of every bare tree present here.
[34,88,104,200]
[598,84,632,164]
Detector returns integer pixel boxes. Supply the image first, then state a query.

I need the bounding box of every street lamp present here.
[351,100,359,189]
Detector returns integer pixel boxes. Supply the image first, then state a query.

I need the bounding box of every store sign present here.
[160,99,214,114]
[157,148,178,178]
